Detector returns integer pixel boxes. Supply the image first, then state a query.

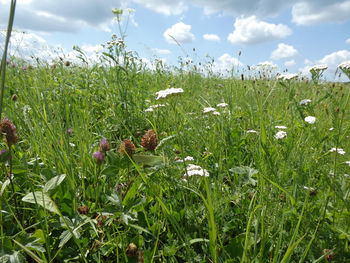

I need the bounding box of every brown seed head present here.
[119,139,135,157]
[77,205,89,215]
[126,243,138,257]
[322,249,335,261]
[141,129,158,151]
[11,94,18,101]
[0,118,18,147]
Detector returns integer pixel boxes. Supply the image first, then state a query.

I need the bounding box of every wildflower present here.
[299,99,311,106]
[217,102,228,107]
[304,116,316,124]
[141,130,158,151]
[276,73,298,81]
[155,87,184,100]
[345,161,350,166]
[310,65,328,72]
[175,156,194,163]
[0,118,18,147]
[275,125,287,129]
[338,61,350,79]
[0,149,7,155]
[274,131,287,140]
[213,111,220,116]
[184,164,209,177]
[22,67,27,71]
[93,151,104,165]
[99,137,111,153]
[246,130,258,134]
[119,139,136,157]
[145,104,165,112]
[329,148,346,155]
[67,128,73,135]
[203,107,216,113]
[65,61,71,67]
[329,127,334,131]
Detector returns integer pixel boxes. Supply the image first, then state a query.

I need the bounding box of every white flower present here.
[310,65,328,72]
[329,127,334,131]
[299,99,311,106]
[303,186,315,191]
[345,161,350,166]
[184,164,209,177]
[203,107,217,113]
[329,148,346,155]
[217,102,228,108]
[275,125,287,129]
[304,116,316,124]
[175,156,194,163]
[155,88,184,100]
[274,131,287,140]
[246,130,258,134]
[213,111,220,116]
[338,61,350,70]
[145,104,165,112]
[277,73,298,81]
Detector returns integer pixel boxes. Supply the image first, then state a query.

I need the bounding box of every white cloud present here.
[152,48,171,55]
[227,16,292,45]
[163,22,195,44]
[132,0,188,16]
[292,1,350,25]
[346,38,350,44]
[212,53,243,75]
[270,43,298,60]
[203,34,220,42]
[319,50,350,68]
[285,59,296,67]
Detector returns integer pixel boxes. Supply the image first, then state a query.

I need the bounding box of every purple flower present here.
[218,84,223,88]
[99,137,111,153]
[93,151,104,165]
[0,149,7,155]
[68,128,73,135]
[22,67,27,71]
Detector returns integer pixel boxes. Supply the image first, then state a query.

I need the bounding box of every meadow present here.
[1,14,350,263]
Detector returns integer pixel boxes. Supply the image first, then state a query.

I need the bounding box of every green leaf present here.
[22,191,59,214]
[43,174,66,192]
[133,154,167,167]
[0,150,10,162]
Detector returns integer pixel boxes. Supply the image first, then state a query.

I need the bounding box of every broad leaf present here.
[43,174,66,192]
[22,192,59,215]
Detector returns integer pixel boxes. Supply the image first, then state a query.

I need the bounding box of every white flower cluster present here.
[275,125,287,129]
[310,65,328,72]
[299,99,311,106]
[304,116,316,124]
[329,148,346,155]
[338,61,350,70]
[246,130,258,134]
[203,107,220,115]
[175,156,194,163]
[155,88,184,100]
[184,164,210,177]
[145,104,165,112]
[275,130,287,140]
[217,102,228,108]
[277,73,298,81]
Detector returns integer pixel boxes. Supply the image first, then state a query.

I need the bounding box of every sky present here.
[1,0,350,81]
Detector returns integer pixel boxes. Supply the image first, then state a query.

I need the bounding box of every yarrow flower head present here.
[246,130,258,134]
[310,65,327,84]
[155,88,184,100]
[304,116,316,124]
[217,102,228,108]
[275,125,287,129]
[299,99,311,106]
[141,129,158,151]
[277,73,298,81]
[203,107,220,115]
[329,148,346,155]
[184,164,209,177]
[0,118,18,147]
[175,156,194,163]
[274,131,287,140]
[93,151,105,166]
[338,60,350,80]
[145,104,165,112]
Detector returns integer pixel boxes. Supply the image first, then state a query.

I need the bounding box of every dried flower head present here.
[322,249,335,261]
[99,137,111,153]
[119,139,136,157]
[77,205,89,215]
[141,129,158,151]
[0,118,18,147]
[126,243,138,257]
[11,94,18,102]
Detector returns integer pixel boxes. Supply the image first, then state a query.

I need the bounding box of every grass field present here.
[1,16,350,262]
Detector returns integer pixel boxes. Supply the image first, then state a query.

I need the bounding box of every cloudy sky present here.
[1,0,350,80]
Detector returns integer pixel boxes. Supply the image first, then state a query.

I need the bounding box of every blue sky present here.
[1,0,350,80]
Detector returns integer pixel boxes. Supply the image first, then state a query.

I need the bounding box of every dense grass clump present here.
[1,40,350,262]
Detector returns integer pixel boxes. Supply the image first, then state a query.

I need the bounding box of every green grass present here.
[1,39,350,262]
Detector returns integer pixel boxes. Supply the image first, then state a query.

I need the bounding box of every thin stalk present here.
[0,0,17,118]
